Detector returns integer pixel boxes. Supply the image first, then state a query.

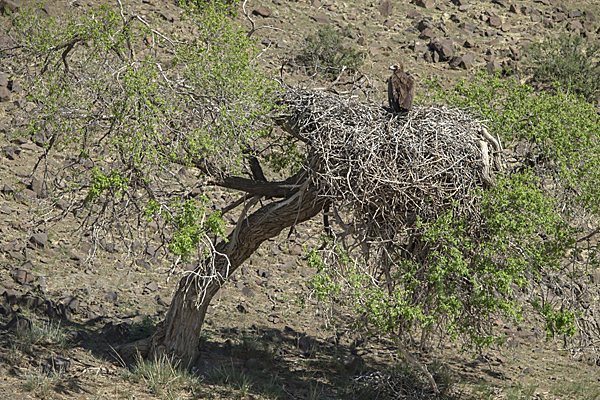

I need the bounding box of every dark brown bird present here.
[388,62,415,113]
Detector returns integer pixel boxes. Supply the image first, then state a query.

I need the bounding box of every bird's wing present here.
[398,74,415,110]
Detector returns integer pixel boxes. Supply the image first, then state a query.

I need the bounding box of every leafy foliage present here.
[7,1,276,265]
[308,73,600,354]
[295,25,365,79]
[526,34,600,104]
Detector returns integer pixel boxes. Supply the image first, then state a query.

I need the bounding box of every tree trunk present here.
[143,188,324,362]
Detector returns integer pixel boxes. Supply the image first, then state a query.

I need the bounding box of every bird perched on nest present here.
[388,62,415,113]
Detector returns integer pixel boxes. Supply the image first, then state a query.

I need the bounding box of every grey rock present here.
[415,0,435,9]
[0,0,19,15]
[0,73,6,87]
[407,9,421,19]
[419,27,436,39]
[567,20,583,32]
[464,39,476,48]
[450,0,468,5]
[105,290,118,303]
[492,0,508,7]
[377,0,393,17]
[459,20,476,32]
[252,5,271,18]
[0,86,10,102]
[554,12,567,22]
[569,10,581,18]
[488,16,502,27]
[5,315,31,334]
[486,59,502,75]
[30,233,48,248]
[416,19,435,32]
[429,37,454,61]
[12,268,34,285]
[311,14,329,24]
[241,286,254,298]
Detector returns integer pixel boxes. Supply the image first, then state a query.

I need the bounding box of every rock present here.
[30,232,48,248]
[554,12,567,22]
[415,0,435,9]
[501,22,511,32]
[289,244,303,255]
[61,297,80,313]
[256,269,270,278]
[236,302,249,313]
[460,52,475,68]
[542,18,554,28]
[105,290,118,303]
[252,5,271,18]
[5,315,31,334]
[311,14,329,24]
[459,20,476,32]
[450,0,468,5]
[241,286,254,298]
[311,0,321,8]
[1,280,14,289]
[569,10,581,18]
[158,12,175,22]
[12,268,34,285]
[584,10,596,22]
[0,86,10,102]
[8,80,22,93]
[486,59,502,75]
[0,0,19,15]
[244,358,259,369]
[424,50,433,62]
[492,0,508,7]
[377,0,393,17]
[488,16,502,27]
[30,176,46,197]
[3,289,18,305]
[429,37,454,61]
[419,27,436,39]
[383,19,394,28]
[344,354,363,370]
[0,205,12,214]
[509,4,518,13]
[156,295,170,307]
[458,4,472,11]
[407,9,421,19]
[0,73,6,87]
[567,20,583,32]
[2,184,15,193]
[298,335,311,350]
[463,38,476,48]
[417,19,435,32]
[142,281,158,294]
[531,13,541,23]
[357,37,367,46]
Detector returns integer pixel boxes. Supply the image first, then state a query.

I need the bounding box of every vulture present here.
[388,62,415,113]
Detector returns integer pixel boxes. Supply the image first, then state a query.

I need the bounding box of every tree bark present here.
[138,186,325,362]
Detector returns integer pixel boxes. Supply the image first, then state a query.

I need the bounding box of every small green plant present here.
[127,353,194,400]
[205,365,254,398]
[23,368,59,399]
[527,34,600,103]
[296,25,365,79]
[128,316,155,342]
[14,320,69,354]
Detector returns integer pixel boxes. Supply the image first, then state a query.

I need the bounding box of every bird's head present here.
[389,62,405,72]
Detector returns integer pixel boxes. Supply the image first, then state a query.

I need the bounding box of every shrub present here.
[295,25,365,79]
[527,34,600,103]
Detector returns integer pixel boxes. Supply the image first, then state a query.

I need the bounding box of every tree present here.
[4,2,600,388]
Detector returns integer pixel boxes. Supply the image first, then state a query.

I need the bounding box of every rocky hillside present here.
[0,0,599,399]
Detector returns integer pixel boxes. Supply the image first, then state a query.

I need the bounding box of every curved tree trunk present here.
[138,188,324,362]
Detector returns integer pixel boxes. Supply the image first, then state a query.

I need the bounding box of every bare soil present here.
[1,0,600,399]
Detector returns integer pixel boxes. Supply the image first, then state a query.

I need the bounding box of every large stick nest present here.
[279,88,504,239]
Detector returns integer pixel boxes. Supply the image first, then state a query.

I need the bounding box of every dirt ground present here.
[1,0,600,399]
